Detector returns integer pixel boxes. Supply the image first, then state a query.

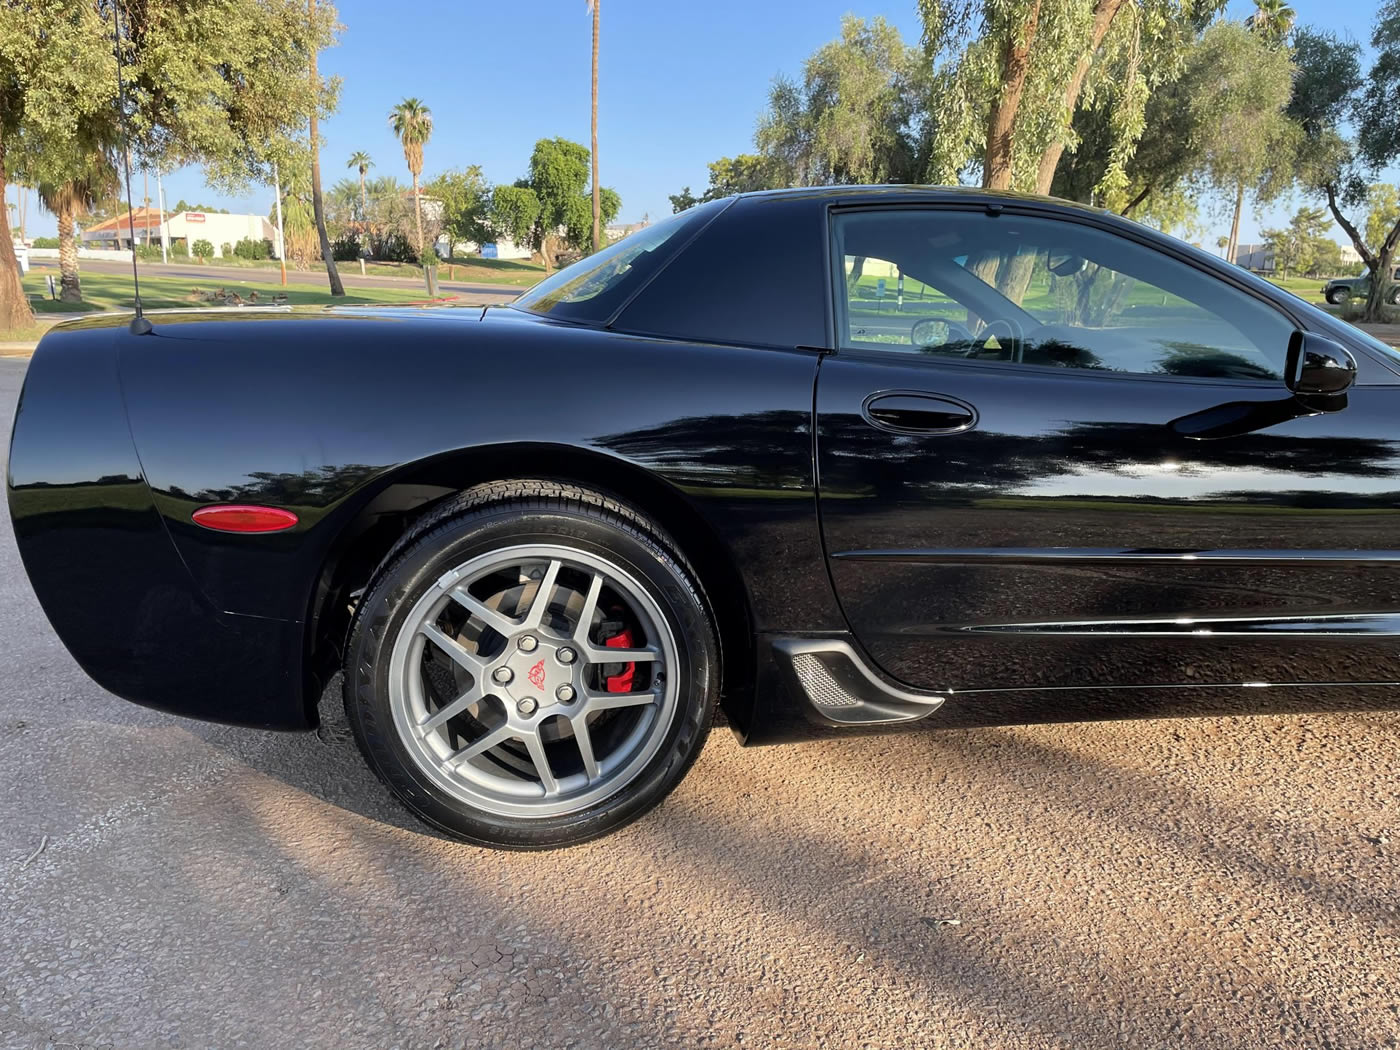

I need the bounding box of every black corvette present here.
[9,187,1400,848]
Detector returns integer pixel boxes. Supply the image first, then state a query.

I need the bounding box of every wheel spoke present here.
[419,684,481,732]
[572,572,603,644]
[446,587,518,637]
[521,559,562,629]
[448,724,514,766]
[522,733,560,794]
[584,688,658,713]
[420,622,486,675]
[583,645,659,665]
[571,715,600,782]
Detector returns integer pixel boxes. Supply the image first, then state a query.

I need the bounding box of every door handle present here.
[861,392,977,435]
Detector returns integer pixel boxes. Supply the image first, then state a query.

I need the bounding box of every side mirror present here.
[1286,331,1357,397]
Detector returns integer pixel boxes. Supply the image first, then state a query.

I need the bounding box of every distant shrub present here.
[370,232,417,263]
[31,236,59,249]
[219,242,232,259]
[191,238,214,260]
[331,234,363,261]
[233,237,270,260]
[170,238,189,258]
[134,244,164,261]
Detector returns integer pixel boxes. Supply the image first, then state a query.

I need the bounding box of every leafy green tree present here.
[426,166,491,254]
[1262,206,1332,276]
[1288,10,1400,320]
[487,138,620,271]
[389,98,433,256]
[916,0,1227,195]
[1052,20,1294,237]
[669,154,774,212]
[1365,184,1400,252]
[0,0,340,326]
[757,16,927,187]
[192,238,214,260]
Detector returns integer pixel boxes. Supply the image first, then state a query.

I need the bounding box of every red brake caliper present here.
[604,627,637,693]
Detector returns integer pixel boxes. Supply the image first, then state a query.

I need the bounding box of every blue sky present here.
[11,0,1389,248]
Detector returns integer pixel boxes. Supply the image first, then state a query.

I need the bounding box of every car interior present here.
[835,211,1296,382]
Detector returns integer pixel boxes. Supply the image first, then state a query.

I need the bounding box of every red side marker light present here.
[191,504,299,533]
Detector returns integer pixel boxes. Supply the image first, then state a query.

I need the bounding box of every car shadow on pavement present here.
[190,686,1399,1048]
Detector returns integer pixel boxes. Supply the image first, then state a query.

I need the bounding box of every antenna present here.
[110,0,152,335]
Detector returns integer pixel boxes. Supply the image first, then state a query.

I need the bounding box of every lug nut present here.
[556,684,575,703]
[557,647,577,665]
[518,635,538,652]
[517,697,538,716]
[492,667,513,684]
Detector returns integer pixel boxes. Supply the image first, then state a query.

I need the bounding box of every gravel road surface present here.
[1,357,1397,1049]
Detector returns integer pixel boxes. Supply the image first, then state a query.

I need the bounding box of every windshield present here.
[512,200,727,323]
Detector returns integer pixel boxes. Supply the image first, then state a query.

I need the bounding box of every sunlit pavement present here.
[1,357,1397,1050]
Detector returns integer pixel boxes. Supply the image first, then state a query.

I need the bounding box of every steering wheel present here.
[911,318,974,352]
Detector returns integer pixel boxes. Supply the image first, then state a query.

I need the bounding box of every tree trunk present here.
[1323,181,1377,271]
[308,0,344,296]
[1361,219,1400,323]
[412,172,425,256]
[0,135,34,330]
[1225,182,1244,268]
[56,211,82,303]
[591,0,601,254]
[1034,0,1127,195]
[982,0,1043,191]
[358,173,367,231]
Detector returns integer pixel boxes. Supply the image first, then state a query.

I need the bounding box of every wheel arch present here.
[303,442,756,726]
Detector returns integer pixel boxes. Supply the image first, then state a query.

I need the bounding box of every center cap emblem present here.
[526,659,547,690]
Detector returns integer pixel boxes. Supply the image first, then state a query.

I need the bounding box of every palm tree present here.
[38,154,117,304]
[389,98,433,257]
[588,0,601,253]
[346,151,373,227]
[1246,0,1295,47]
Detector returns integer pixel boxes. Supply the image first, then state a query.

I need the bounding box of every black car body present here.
[10,187,1400,846]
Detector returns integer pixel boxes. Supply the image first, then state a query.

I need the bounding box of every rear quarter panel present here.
[116,310,836,640]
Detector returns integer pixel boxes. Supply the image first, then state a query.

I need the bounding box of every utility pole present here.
[142,167,150,244]
[157,172,168,264]
[273,159,287,287]
[589,0,600,254]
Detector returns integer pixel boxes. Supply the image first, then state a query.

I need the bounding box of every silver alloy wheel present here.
[387,544,679,818]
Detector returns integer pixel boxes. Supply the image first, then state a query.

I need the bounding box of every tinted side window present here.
[832,209,1296,381]
[614,196,828,349]
[513,199,726,324]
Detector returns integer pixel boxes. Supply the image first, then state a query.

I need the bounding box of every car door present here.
[815,203,1400,697]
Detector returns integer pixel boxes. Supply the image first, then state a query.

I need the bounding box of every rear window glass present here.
[511,200,726,324]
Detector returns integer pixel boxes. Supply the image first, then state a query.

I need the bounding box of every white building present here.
[82,209,277,258]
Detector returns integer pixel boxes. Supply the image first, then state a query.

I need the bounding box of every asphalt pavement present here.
[1,356,1398,1049]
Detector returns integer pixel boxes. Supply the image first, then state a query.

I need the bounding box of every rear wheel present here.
[343,482,718,849]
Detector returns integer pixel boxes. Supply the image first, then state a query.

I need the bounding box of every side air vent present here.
[773,639,945,726]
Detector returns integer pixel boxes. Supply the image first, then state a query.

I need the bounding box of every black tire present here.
[1326,288,1350,305]
[343,480,719,849]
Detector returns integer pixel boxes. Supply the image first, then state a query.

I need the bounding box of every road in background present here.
[1,357,1397,1048]
[29,257,524,301]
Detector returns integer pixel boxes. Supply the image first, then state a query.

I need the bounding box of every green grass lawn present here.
[22,270,446,316]
[1265,275,1328,304]
[133,252,546,288]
